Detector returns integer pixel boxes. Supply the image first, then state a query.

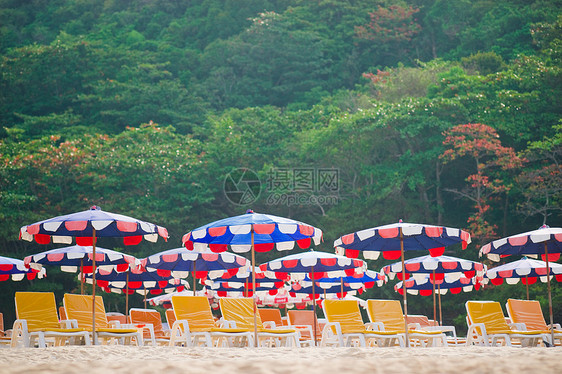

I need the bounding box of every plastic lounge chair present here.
[405,314,464,346]
[11,292,91,348]
[465,300,545,347]
[170,295,253,347]
[506,299,562,346]
[0,312,11,346]
[366,300,447,347]
[129,308,170,346]
[219,297,301,347]
[165,309,176,328]
[287,310,323,345]
[322,299,405,347]
[63,293,142,345]
[258,308,286,328]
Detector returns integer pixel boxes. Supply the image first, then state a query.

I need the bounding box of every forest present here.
[1,0,561,330]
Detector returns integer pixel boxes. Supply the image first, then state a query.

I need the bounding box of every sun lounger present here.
[506,299,562,346]
[287,309,323,345]
[220,297,301,347]
[11,292,91,348]
[170,295,253,347]
[405,314,464,345]
[129,308,170,346]
[258,308,287,328]
[63,293,142,345]
[322,299,405,347]
[366,300,447,347]
[465,300,545,347]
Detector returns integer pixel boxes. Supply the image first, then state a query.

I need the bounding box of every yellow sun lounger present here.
[170,295,253,347]
[63,293,142,345]
[219,297,301,347]
[465,300,545,347]
[366,299,447,347]
[322,299,405,347]
[129,308,170,346]
[506,299,561,346]
[11,292,91,348]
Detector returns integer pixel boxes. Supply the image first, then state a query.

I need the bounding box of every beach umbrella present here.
[381,254,486,324]
[19,205,168,343]
[334,220,471,346]
[181,209,322,346]
[143,247,251,296]
[260,250,366,345]
[483,257,562,300]
[147,289,214,309]
[205,270,286,298]
[81,267,188,311]
[479,225,562,344]
[0,255,45,282]
[395,274,483,325]
[303,269,385,296]
[24,245,139,294]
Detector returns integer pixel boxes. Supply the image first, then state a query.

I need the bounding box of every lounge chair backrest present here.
[323,299,365,334]
[130,309,166,339]
[258,308,283,327]
[0,312,4,335]
[288,310,322,339]
[15,292,61,330]
[405,315,433,327]
[165,309,176,327]
[171,296,216,332]
[466,301,510,334]
[63,293,109,329]
[506,299,548,331]
[59,306,67,320]
[220,297,264,329]
[366,299,405,332]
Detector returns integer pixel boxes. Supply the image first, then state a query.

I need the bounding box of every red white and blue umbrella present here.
[394,274,483,325]
[334,220,471,346]
[81,268,188,311]
[143,247,251,295]
[19,205,168,343]
[381,254,485,324]
[181,209,323,345]
[381,255,486,282]
[0,255,45,282]
[204,269,286,297]
[24,245,139,294]
[484,257,562,300]
[260,250,366,345]
[479,225,562,344]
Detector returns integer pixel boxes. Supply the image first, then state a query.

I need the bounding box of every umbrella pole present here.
[544,242,555,345]
[92,228,97,345]
[80,258,84,295]
[438,283,442,326]
[193,262,197,296]
[400,227,409,347]
[340,277,344,299]
[311,266,317,347]
[525,275,529,300]
[432,270,436,324]
[251,229,258,347]
[125,270,129,321]
[143,285,147,309]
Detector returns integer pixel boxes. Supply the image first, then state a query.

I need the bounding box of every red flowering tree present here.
[355,5,422,43]
[440,123,525,243]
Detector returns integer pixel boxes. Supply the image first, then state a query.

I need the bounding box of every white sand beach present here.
[1,346,561,374]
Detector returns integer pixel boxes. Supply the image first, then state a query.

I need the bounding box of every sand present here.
[1,346,561,374]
